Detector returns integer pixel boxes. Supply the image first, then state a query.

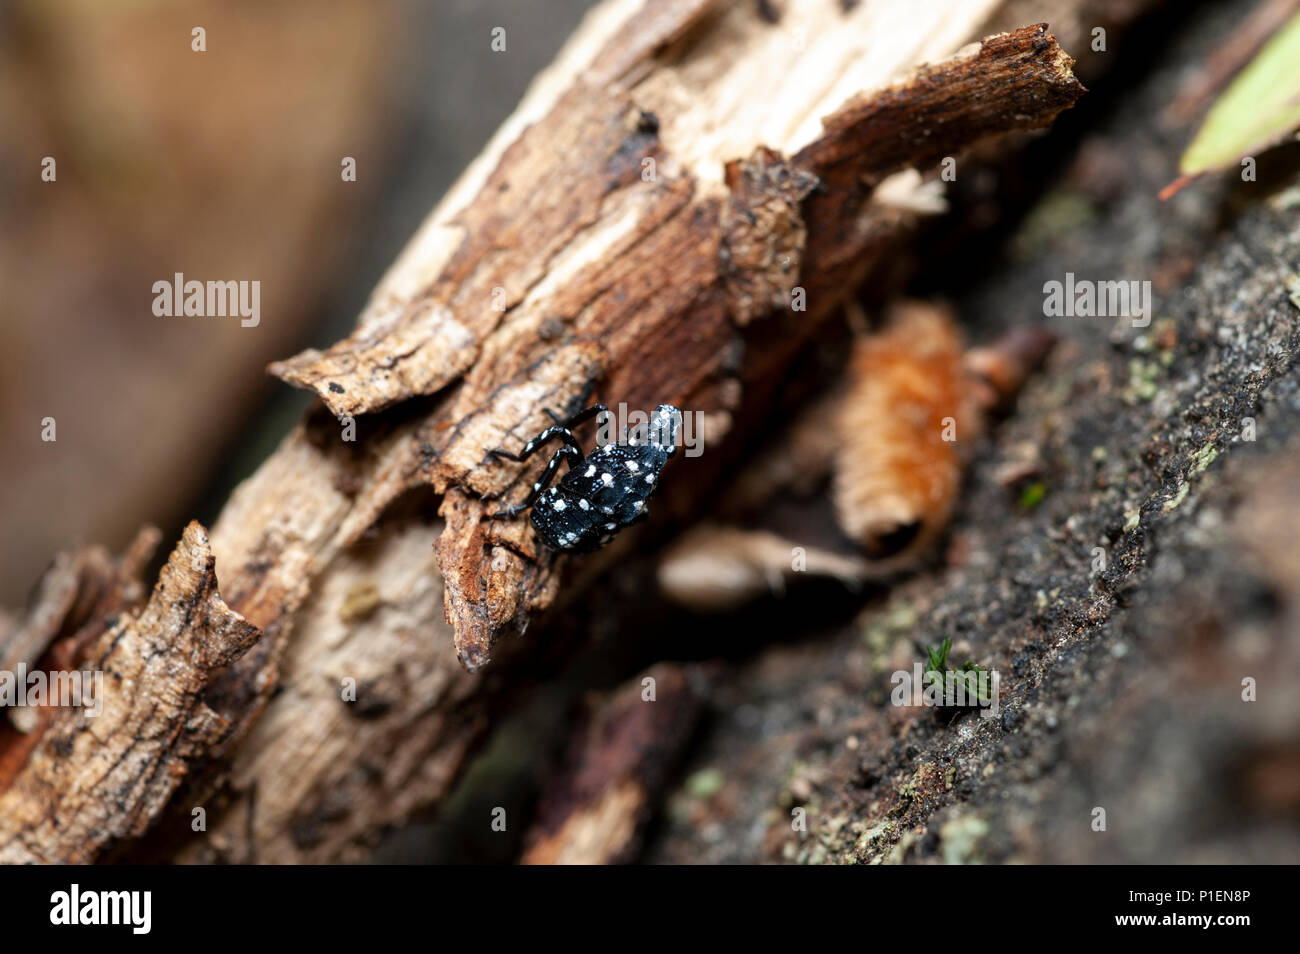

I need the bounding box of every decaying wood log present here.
[0,0,1159,863]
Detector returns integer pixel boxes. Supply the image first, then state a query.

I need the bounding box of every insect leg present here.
[492,445,580,518]
[490,404,608,462]
[489,424,581,463]
[557,403,609,431]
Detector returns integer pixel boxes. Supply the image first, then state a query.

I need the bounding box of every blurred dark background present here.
[0,0,597,606]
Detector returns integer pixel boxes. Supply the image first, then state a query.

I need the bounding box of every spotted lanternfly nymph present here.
[489,403,680,553]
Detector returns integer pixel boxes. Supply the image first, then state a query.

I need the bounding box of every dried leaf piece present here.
[658,525,870,612]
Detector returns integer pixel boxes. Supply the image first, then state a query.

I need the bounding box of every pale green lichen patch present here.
[1010,189,1098,260]
[860,600,919,673]
[1125,358,1161,403]
[1191,443,1219,474]
[882,828,921,865]
[1163,443,1220,513]
[862,602,917,648]
[1286,274,1300,312]
[685,767,724,799]
[855,818,897,855]
[940,814,989,865]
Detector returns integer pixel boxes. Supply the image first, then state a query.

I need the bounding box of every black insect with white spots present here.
[489,403,680,553]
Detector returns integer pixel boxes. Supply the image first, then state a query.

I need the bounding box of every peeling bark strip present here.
[797,26,1083,183]
[794,25,1085,309]
[268,86,670,420]
[0,522,260,864]
[521,663,709,865]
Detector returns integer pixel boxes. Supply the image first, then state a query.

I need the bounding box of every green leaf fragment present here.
[1180,11,1300,177]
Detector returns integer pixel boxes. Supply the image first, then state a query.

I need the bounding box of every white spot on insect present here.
[644,474,654,483]
[633,501,642,511]
[625,460,639,472]
[585,465,597,477]
[601,472,613,486]
[533,483,540,491]
[602,506,614,514]
[553,498,566,511]
[578,499,590,510]
[606,523,616,530]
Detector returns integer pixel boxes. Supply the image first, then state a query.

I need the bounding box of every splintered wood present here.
[0,523,260,863]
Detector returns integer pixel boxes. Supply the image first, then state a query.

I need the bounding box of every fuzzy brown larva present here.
[832,301,1053,563]
[831,301,976,561]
